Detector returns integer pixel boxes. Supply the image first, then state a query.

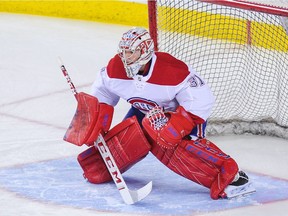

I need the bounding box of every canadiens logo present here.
[127,97,158,112]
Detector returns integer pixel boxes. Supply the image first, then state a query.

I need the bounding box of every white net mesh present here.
[153,0,288,138]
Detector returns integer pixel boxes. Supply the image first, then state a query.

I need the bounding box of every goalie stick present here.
[58,57,152,204]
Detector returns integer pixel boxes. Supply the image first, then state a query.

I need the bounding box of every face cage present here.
[119,48,142,78]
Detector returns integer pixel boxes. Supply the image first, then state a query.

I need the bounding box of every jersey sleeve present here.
[175,66,215,121]
[91,67,120,106]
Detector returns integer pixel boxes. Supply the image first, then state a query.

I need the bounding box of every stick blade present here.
[121,181,153,205]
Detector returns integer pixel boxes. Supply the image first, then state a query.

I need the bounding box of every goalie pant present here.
[148,136,238,200]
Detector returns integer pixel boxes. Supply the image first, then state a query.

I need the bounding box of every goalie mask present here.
[118,27,154,78]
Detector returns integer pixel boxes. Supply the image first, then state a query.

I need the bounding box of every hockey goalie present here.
[64,27,255,200]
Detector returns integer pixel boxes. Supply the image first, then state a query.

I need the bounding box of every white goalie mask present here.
[118,27,154,78]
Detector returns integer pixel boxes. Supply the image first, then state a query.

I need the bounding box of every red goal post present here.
[148,0,288,138]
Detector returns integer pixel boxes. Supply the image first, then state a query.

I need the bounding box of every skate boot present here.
[220,170,256,199]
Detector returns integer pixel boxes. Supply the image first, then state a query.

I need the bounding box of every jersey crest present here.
[127,97,158,112]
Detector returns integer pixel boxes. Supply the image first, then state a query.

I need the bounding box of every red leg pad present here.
[149,138,238,199]
[150,140,218,188]
[77,146,111,183]
[186,139,239,199]
[77,116,151,183]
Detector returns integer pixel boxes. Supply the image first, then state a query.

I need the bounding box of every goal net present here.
[148,0,288,138]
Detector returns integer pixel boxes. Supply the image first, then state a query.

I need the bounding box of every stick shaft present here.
[58,57,78,98]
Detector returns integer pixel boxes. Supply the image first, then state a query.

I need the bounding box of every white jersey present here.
[91,52,215,121]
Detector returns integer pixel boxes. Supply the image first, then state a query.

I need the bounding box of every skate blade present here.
[225,182,256,199]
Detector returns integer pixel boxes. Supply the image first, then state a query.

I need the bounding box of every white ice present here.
[0,13,288,216]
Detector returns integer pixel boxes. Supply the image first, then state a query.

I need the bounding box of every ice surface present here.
[0,13,288,216]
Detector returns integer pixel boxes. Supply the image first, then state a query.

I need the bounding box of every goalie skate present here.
[221,171,256,199]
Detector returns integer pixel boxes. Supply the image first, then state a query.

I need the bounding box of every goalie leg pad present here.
[185,139,239,199]
[77,116,151,183]
[77,146,111,183]
[150,139,218,188]
[149,138,238,199]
